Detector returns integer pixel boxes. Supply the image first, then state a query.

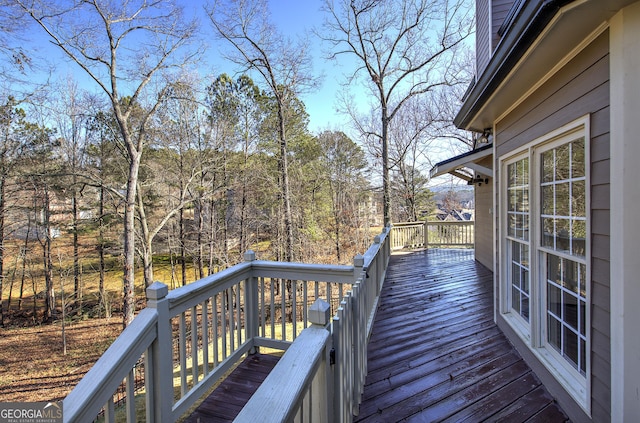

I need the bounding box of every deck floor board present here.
[355,249,569,422]
[183,353,280,423]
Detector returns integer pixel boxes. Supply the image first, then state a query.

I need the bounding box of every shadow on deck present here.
[186,249,569,422]
[355,249,568,422]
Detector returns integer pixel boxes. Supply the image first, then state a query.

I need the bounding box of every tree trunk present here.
[276,104,294,263]
[180,206,187,286]
[381,105,391,227]
[72,180,81,315]
[0,173,4,327]
[123,151,142,328]
[42,188,54,323]
[98,184,108,318]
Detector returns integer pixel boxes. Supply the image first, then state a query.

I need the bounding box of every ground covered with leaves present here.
[0,317,122,403]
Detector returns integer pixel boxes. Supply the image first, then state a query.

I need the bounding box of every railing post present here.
[146,282,173,423]
[309,299,332,422]
[423,220,429,249]
[244,250,259,354]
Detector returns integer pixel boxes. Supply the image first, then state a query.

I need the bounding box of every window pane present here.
[572,180,586,217]
[555,143,570,181]
[572,138,585,178]
[542,150,554,183]
[508,189,517,211]
[564,326,579,370]
[542,185,554,215]
[521,244,529,268]
[548,315,562,353]
[579,263,587,296]
[563,259,579,294]
[580,338,587,374]
[547,254,561,284]
[556,182,570,216]
[579,299,586,336]
[508,163,517,185]
[563,291,579,331]
[556,218,570,253]
[542,218,555,248]
[548,284,561,317]
[572,220,586,257]
[508,213,516,237]
[512,287,521,315]
[522,297,530,320]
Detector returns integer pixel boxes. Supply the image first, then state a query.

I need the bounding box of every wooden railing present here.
[390,220,475,250]
[62,227,390,423]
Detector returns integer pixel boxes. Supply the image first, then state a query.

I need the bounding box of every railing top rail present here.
[427,220,474,225]
[391,221,425,228]
[166,259,358,315]
[167,261,253,314]
[362,226,389,268]
[249,260,355,283]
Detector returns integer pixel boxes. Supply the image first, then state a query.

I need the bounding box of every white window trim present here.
[498,115,591,415]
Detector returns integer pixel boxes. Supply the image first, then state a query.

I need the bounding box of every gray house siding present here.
[491,0,516,49]
[476,0,491,75]
[474,156,494,271]
[494,30,610,422]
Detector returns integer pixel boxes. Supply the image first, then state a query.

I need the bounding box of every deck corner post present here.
[353,254,364,282]
[423,221,429,249]
[244,250,259,354]
[146,282,173,422]
[244,250,256,262]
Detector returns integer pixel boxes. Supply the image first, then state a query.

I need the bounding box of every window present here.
[540,138,588,376]
[506,158,530,323]
[500,119,590,411]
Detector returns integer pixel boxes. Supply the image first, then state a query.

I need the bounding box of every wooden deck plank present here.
[183,353,280,423]
[355,249,569,423]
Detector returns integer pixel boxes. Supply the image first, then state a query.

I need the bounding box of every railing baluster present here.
[213,293,219,366]
[202,299,209,376]
[303,282,309,329]
[260,277,266,337]
[179,312,187,397]
[191,305,198,386]
[104,397,115,423]
[221,290,228,359]
[126,369,135,422]
[270,278,275,339]
[292,280,297,339]
[236,283,242,346]
[228,288,235,353]
[281,278,286,341]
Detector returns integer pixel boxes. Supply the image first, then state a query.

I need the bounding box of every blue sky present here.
[204,0,359,134]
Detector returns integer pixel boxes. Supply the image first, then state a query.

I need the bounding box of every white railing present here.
[391,220,475,250]
[62,227,391,423]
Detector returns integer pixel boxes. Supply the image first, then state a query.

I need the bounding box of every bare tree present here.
[207,0,318,262]
[15,0,198,326]
[321,0,474,225]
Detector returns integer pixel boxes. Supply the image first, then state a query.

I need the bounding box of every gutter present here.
[454,0,574,130]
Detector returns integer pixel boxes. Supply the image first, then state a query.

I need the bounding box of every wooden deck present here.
[186,249,569,422]
[355,249,569,422]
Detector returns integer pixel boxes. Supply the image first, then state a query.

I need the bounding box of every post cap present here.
[244,250,256,262]
[146,282,168,300]
[308,298,331,326]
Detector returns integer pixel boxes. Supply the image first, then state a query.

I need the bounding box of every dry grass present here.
[0,316,122,403]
